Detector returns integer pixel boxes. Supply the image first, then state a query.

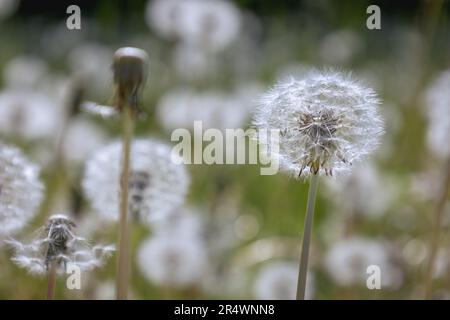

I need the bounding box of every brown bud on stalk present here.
[113,47,149,110]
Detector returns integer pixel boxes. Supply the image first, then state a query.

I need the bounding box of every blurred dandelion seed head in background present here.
[324,237,403,289]
[156,87,255,132]
[0,90,61,141]
[146,0,241,52]
[423,69,450,160]
[253,70,384,177]
[253,261,314,300]
[82,139,190,225]
[0,144,43,237]
[137,233,209,289]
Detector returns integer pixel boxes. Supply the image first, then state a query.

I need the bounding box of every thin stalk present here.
[116,105,134,300]
[424,157,450,299]
[296,173,319,300]
[46,262,57,300]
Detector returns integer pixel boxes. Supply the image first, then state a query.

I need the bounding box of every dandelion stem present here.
[296,173,319,300]
[46,262,57,300]
[424,157,450,299]
[116,104,134,300]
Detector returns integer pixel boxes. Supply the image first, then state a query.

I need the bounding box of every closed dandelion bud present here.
[0,143,43,237]
[113,47,149,108]
[253,69,384,178]
[6,214,114,275]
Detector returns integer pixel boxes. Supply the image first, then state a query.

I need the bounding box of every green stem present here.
[424,157,450,299]
[116,105,134,300]
[296,173,319,300]
[46,262,57,300]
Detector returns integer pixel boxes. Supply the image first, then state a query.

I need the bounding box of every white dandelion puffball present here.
[153,207,204,239]
[324,162,395,218]
[324,237,402,288]
[68,43,113,97]
[423,69,450,160]
[253,70,383,177]
[156,87,252,131]
[0,89,62,140]
[3,56,49,89]
[0,0,19,20]
[176,0,241,52]
[145,0,183,39]
[146,0,241,52]
[62,118,107,166]
[7,214,114,275]
[319,29,362,65]
[137,233,208,288]
[82,139,190,225]
[171,43,218,81]
[0,144,44,237]
[253,261,314,300]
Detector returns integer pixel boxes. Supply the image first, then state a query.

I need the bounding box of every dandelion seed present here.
[6,214,114,275]
[0,144,44,237]
[82,139,190,225]
[81,101,118,118]
[253,69,383,177]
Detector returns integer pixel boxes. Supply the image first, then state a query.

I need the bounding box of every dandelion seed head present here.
[171,43,218,81]
[0,89,62,140]
[146,0,241,52]
[253,261,314,300]
[7,213,114,275]
[324,237,402,288]
[176,0,241,52]
[82,139,190,225]
[156,87,253,131]
[324,162,395,218]
[423,69,450,160]
[0,144,43,237]
[137,233,208,288]
[319,29,362,65]
[0,0,19,20]
[68,43,113,98]
[145,0,183,39]
[253,69,383,178]
[63,118,107,166]
[3,55,49,89]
